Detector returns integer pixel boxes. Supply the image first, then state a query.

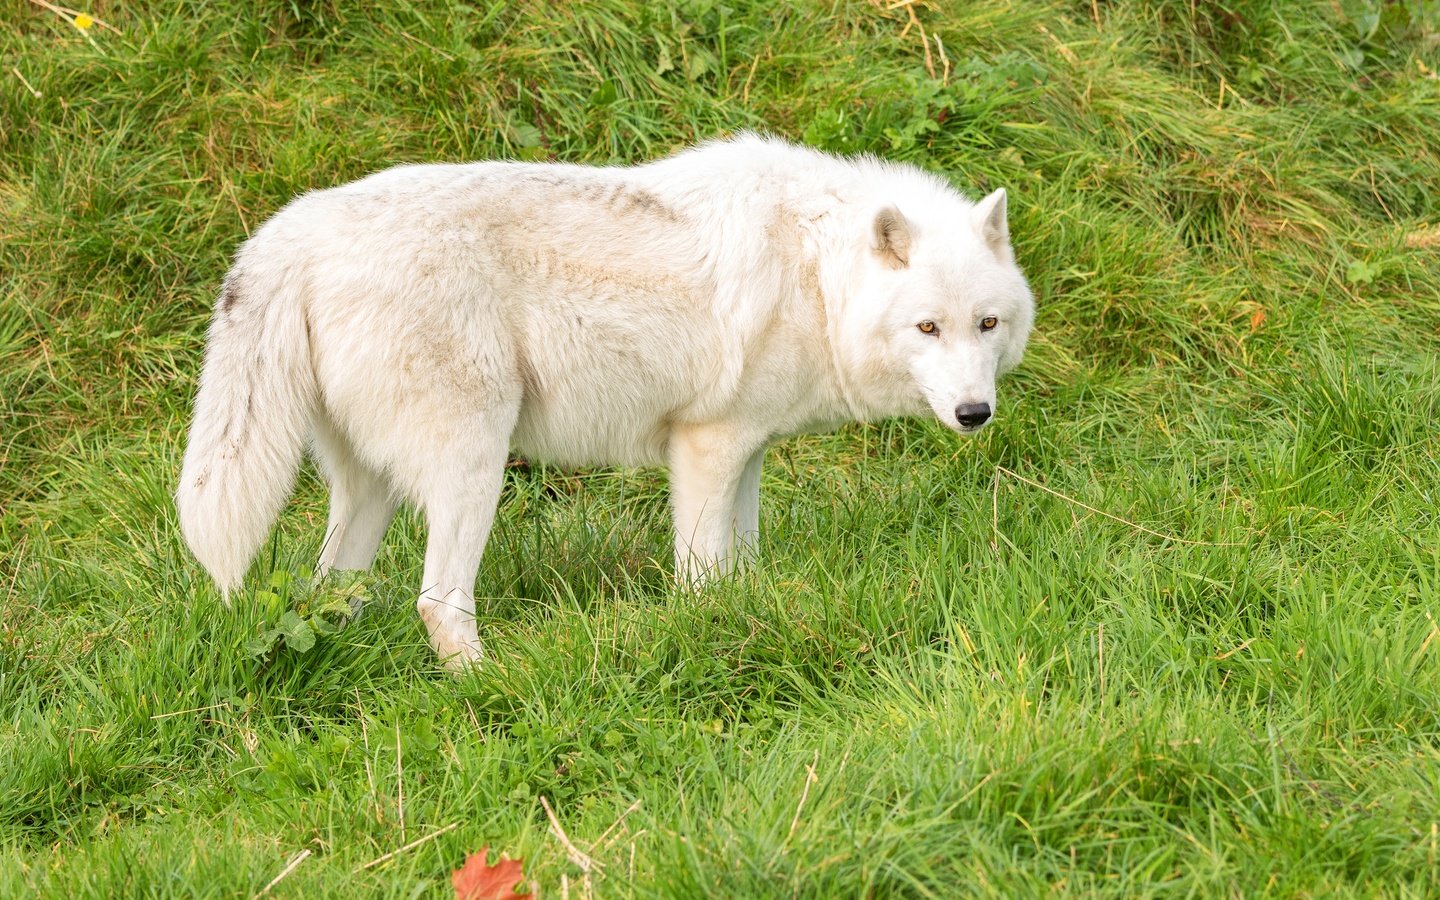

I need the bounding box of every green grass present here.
[3,0,1439,895]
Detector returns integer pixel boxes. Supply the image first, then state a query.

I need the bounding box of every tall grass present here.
[3,0,1438,895]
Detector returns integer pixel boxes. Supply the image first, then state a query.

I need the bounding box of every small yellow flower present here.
[73,13,94,31]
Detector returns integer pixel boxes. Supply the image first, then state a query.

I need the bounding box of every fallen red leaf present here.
[452,847,532,900]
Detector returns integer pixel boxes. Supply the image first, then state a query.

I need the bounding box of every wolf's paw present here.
[417,599,483,673]
[433,634,484,673]
[440,644,483,674]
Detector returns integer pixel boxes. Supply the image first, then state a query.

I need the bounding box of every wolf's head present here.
[835,186,1034,434]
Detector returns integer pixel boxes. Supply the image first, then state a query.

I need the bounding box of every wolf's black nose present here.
[955,402,991,428]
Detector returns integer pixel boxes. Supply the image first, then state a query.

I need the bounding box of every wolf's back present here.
[176,266,316,594]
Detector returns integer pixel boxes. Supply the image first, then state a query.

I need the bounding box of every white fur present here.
[176,135,1034,668]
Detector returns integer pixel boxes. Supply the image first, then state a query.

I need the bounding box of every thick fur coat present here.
[177,135,1035,666]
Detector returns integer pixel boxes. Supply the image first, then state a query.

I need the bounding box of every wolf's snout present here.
[955,402,992,428]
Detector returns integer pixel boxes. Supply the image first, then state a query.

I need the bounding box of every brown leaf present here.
[452,847,532,900]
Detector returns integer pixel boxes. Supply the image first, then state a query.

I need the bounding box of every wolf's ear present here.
[973,188,1009,254]
[872,205,912,269]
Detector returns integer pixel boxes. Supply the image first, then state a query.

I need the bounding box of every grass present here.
[2,0,1439,895]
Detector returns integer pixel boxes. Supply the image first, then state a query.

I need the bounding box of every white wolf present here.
[177,134,1034,667]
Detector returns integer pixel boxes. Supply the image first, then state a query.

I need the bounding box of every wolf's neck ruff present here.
[821,286,867,424]
[798,208,868,425]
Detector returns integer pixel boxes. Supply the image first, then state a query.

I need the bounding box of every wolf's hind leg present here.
[409,410,515,671]
[313,418,399,577]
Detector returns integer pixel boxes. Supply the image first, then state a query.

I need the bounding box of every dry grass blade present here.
[251,850,310,899]
[540,795,600,873]
[359,823,459,871]
[996,466,1242,547]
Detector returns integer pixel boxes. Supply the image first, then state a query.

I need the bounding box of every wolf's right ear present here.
[973,188,1009,255]
[872,206,912,269]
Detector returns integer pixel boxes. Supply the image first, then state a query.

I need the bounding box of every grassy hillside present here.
[3,0,1439,895]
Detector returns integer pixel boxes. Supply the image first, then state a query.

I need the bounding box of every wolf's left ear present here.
[872,205,912,269]
[973,188,1009,255]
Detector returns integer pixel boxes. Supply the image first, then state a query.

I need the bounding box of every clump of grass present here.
[2,0,1439,896]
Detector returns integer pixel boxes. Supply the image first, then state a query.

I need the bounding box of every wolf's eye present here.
[917,321,938,335]
[980,316,998,331]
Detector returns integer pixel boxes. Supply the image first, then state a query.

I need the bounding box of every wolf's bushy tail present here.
[176,270,315,594]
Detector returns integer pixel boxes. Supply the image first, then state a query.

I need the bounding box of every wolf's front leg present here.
[732,447,765,563]
[668,425,766,584]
